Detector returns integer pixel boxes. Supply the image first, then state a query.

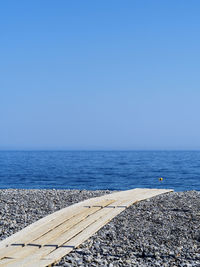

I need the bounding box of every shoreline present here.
[0,189,199,266]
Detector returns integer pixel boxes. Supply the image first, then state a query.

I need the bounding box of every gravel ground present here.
[0,189,200,267]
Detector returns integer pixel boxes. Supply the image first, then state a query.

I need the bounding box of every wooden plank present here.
[35,189,173,266]
[19,199,115,245]
[0,199,127,267]
[0,188,133,249]
[0,199,124,267]
[0,199,114,264]
[32,189,173,267]
[0,199,114,258]
[0,194,117,248]
[0,188,169,249]
[0,206,89,259]
[0,188,173,267]
[0,189,172,266]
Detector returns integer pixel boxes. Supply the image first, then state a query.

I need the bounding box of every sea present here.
[0,151,200,192]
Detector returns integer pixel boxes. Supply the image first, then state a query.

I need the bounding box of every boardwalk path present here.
[0,188,172,267]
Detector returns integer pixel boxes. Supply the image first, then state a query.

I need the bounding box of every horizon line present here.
[0,149,200,152]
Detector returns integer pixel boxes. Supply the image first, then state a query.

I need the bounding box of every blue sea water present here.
[0,151,200,191]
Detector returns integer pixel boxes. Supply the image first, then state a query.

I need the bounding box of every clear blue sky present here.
[1,0,200,150]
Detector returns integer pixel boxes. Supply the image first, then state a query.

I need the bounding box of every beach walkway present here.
[0,188,172,267]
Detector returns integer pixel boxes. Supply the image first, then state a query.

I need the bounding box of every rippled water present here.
[0,151,200,191]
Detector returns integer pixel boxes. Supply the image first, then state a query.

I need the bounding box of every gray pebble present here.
[0,189,200,266]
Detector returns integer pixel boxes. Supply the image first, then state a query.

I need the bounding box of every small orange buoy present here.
[159,177,163,181]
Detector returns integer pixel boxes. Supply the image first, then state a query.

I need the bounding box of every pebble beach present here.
[0,189,200,267]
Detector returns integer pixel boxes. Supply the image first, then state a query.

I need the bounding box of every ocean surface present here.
[0,151,200,192]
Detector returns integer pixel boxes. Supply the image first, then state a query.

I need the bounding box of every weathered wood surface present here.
[0,188,173,267]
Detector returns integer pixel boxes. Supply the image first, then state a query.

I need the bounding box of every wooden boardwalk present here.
[0,188,172,267]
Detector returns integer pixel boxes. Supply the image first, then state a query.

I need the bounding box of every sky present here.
[0,0,200,150]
